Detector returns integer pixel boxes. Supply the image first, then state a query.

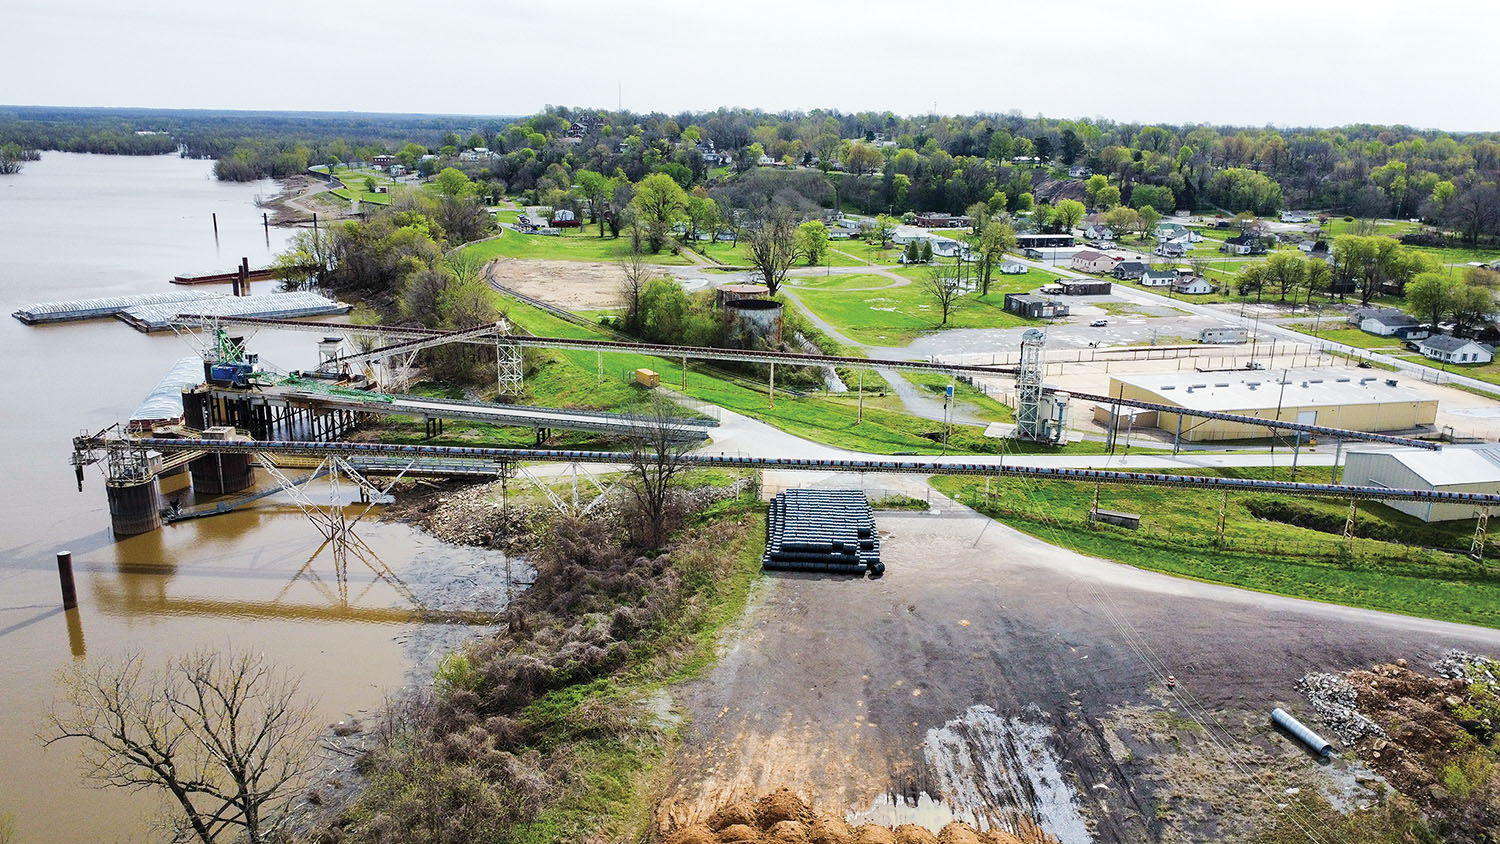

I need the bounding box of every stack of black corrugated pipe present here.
[762,488,884,576]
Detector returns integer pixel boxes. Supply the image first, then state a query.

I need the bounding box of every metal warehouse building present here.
[1343,446,1500,522]
[1096,368,1438,442]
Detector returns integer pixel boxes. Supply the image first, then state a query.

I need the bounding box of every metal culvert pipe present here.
[1271,707,1333,756]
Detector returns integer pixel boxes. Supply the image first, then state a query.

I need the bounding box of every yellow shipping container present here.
[634,368,660,388]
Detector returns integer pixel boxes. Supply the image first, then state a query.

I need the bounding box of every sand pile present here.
[660,788,1060,844]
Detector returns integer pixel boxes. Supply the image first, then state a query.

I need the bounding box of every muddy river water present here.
[0,153,506,842]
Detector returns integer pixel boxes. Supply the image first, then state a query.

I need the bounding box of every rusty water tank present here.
[724,298,784,345]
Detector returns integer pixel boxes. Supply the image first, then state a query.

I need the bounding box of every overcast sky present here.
[3,0,1496,131]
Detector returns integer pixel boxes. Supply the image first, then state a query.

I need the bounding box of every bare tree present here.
[618,253,652,334]
[625,397,694,548]
[923,263,965,326]
[743,205,806,296]
[45,650,318,844]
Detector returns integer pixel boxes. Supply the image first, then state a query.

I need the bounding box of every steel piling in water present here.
[56,551,78,610]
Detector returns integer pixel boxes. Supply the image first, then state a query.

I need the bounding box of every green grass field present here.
[461,229,695,265]
[1282,324,1407,351]
[792,279,1036,346]
[694,241,866,268]
[493,291,1114,456]
[786,272,901,291]
[932,469,1500,628]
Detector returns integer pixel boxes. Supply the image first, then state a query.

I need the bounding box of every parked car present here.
[1090,319,1108,327]
[1246,360,1266,370]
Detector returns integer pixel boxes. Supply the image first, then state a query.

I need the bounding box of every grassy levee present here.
[492,292,1117,455]
[931,468,1500,628]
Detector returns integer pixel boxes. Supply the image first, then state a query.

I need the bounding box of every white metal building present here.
[1343,445,1500,522]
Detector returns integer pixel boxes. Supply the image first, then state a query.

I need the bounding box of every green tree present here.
[574,169,609,234]
[871,214,898,249]
[1104,206,1141,239]
[1014,192,1035,213]
[1136,206,1162,241]
[633,172,688,253]
[1406,271,1459,329]
[686,195,720,244]
[434,167,472,198]
[1096,185,1121,210]
[1053,199,1086,232]
[1131,184,1174,212]
[976,221,1018,295]
[904,240,921,264]
[796,220,830,265]
[1263,252,1308,303]
[1084,174,1109,206]
[966,201,989,234]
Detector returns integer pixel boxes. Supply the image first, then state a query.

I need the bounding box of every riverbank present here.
[301,476,765,842]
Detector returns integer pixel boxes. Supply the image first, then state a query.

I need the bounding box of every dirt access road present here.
[658,479,1500,843]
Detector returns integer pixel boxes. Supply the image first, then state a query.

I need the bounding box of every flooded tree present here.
[44,650,317,844]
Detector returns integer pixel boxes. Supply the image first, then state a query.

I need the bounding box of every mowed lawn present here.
[785,272,902,291]
[1282,324,1408,351]
[793,272,1045,346]
[462,228,695,265]
[696,241,867,267]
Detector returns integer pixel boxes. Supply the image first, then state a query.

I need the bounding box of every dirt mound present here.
[708,801,761,831]
[892,824,938,844]
[934,822,982,844]
[757,787,814,827]
[1329,657,1500,840]
[666,824,722,844]
[851,825,897,844]
[658,791,1061,844]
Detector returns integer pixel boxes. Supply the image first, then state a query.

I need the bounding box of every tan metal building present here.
[1096,368,1438,442]
[1343,446,1500,522]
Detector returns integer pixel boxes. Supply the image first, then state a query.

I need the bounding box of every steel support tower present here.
[1015,328,1046,440]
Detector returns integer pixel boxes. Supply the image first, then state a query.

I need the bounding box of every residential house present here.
[1112,261,1149,280]
[1068,165,1093,178]
[1154,222,1187,241]
[1280,211,1314,223]
[371,154,396,169]
[1139,270,1176,287]
[1359,312,1428,339]
[1416,335,1495,364]
[1172,276,1216,295]
[1154,241,1188,259]
[930,237,970,259]
[1221,234,1265,255]
[1083,223,1115,241]
[756,154,777,167]
[828,226,859,241]
[998,262,1028,275]
[1070,250,1122,274]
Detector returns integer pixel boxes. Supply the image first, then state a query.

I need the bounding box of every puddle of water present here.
[921,704,1094,844]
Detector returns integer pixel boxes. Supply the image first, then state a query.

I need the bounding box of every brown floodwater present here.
[0,153,505,842]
